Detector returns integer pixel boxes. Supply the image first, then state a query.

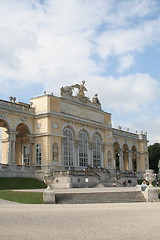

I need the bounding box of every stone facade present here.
[0,82,149,180]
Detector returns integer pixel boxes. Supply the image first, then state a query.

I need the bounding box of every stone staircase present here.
[55,190,146,204]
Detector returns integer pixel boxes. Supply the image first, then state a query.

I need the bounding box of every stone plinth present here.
[43,188,56,204]
[142,186,159,202]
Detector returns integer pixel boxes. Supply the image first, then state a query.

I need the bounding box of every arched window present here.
[79,131,88,167]
[63,128,74,166]
[36,144,41,166]
[93,134,101,167]
[107,151,112,166]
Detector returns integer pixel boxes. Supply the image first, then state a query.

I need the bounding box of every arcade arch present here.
[132,145,137,171]
[15,123,31,166]
[113,142,120,170]
[0,118,10,164]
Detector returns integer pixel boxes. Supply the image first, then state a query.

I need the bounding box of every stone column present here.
[88,142,93,166]
[129,151,133,171]
[7,131,17,165]
[119,149,124,171]
[74,139,79,167]
[12,138,16,164]
[29,135,35,166]
[8,139,12,165]
[101,143,105,168]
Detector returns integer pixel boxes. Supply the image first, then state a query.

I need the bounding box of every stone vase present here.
[144,169,156,187]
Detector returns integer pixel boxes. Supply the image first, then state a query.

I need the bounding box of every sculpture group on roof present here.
[60,80,101,105]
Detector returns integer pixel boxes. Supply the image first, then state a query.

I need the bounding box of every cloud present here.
[86,73,160,114]
[0,0,160,144]
[96,18,160,60]
[118,54,135,72]
[0,0,159,88]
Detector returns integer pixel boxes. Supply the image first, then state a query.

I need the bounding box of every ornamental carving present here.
[0,114,6,118]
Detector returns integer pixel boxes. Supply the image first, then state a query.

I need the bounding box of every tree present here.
[148,143,160,173]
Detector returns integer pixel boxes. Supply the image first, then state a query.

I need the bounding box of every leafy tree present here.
[148,143,160,173]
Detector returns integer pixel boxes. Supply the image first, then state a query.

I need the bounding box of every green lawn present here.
[0,177,46,190]
[0,190,43,204]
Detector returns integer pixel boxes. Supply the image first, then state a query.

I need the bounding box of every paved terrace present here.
[0,198,159,240]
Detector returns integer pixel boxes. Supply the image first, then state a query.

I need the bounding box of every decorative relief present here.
[107,135,111,139]
[20,117,27,122]
[36,123,41,129]
[0,114,6,118]
[52,123,58,129]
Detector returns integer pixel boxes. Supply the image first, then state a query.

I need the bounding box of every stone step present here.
[55,191,146,204]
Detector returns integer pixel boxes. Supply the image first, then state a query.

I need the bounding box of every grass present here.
[0,190,43,204]
[0,177,46,190]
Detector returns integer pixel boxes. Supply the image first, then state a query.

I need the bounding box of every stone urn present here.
[43,171,55,204]
[43,170,55,190]
[144,169,156,187]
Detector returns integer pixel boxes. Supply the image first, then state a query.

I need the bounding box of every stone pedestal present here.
[143,186,159,202]
[43,188,56,204]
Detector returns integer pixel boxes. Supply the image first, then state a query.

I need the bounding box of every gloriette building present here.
[0,81,149,186]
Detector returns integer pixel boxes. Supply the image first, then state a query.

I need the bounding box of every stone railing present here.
[113,128,139,140]
[0,99,35,113]
[0,163,39,178]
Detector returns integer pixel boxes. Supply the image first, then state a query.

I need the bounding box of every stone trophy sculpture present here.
[158,160,160,175]
[144,169,156,187]
[43,171,55,204]
[143,169,159,202]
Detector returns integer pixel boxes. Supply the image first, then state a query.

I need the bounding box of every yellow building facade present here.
[0,82,148,181]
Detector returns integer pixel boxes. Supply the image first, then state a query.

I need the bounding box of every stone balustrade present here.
[0,163,38,178]
[0,99,34,113]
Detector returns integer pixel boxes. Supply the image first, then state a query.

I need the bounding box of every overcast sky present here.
[0,0,160,145]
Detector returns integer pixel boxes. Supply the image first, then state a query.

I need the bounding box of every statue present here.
[72,80,87,98]
[60,85,74,96]
[53,143,58,161]
[92,94,100,104]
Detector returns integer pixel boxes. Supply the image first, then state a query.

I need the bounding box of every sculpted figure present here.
[73,80,87,98]
[92,94,100,104]
[60,85,74,96]
[53,143,58,161]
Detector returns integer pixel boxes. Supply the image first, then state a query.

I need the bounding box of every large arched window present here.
[63,128,74,166]
[36,144,41,166]
[79,131,88,167]
[93,134,101,167]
